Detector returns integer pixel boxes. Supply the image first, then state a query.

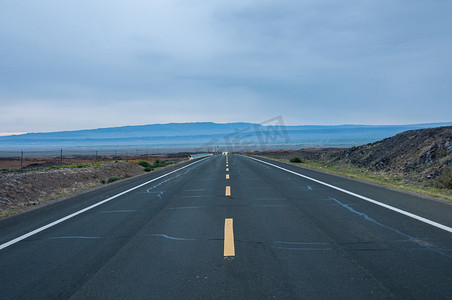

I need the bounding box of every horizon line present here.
[1,120,451,136]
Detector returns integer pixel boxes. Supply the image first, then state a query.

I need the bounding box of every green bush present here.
[139,159,170,172]
[138,161,151,168]
[290,157,303,163]
[107,176,118,183]
[144,166,153,172]
[153,159,166,168]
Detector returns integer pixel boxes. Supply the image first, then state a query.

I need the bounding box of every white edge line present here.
[0,157,210,251]
[247,156,452,234]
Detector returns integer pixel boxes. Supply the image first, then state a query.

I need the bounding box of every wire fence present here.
[0,148,190,170]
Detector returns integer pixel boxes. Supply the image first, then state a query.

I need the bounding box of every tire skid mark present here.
[151,234,197,241]
[144,168,192,196]
[328,197,452,258]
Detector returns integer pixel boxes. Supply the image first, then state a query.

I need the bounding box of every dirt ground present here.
[0,154,172,170]
[0,155,186,219]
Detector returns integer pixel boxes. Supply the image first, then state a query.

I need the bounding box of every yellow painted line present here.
[225,186,231,196]
[226,168,229,171]
[224,218,235,257]
[226,174,230,179]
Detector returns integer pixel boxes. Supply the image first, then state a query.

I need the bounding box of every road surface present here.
[1,154,451,299]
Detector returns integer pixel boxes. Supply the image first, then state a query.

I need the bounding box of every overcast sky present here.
[1,0,451,134]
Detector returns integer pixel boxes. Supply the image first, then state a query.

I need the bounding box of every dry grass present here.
[260,155,452,201]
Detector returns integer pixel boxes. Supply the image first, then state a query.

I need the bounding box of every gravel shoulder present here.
[0,159,182,219]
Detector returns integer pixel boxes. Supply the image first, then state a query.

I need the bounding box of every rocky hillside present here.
[332,126,452,180]
[260,126,452,190]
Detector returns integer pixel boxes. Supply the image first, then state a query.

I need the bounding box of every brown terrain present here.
[0,154,187,218]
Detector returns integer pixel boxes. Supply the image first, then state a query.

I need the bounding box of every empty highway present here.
[1,154,451,299]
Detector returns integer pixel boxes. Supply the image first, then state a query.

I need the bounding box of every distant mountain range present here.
[1,122,451,153]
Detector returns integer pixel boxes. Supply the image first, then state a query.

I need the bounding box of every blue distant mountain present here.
[0,122,451,153]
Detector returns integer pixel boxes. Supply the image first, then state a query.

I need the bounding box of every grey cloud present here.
[0,0,451,132]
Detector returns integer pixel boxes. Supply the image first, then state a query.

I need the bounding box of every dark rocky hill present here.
[260,126,452,190]
[334,126,452,180]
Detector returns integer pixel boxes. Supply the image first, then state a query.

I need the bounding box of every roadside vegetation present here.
[137,159,173,172]
[289,157,303,163]
[284,157,452,200]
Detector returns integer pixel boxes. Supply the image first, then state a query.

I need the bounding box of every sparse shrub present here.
[153,159,165,168]
[437,167,452,189]
[138,161,151,168]
[107,176,118,183]
[139,159,169,172]
[290,157,303,163]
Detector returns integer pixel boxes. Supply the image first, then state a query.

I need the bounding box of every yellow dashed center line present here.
[223,156,234,256]
[224,218,235,257]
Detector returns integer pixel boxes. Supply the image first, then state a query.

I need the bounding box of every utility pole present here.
[60,149,63,163]
[20,150,24,168]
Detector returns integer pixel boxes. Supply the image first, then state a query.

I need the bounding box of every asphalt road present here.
[1,154,451,299]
